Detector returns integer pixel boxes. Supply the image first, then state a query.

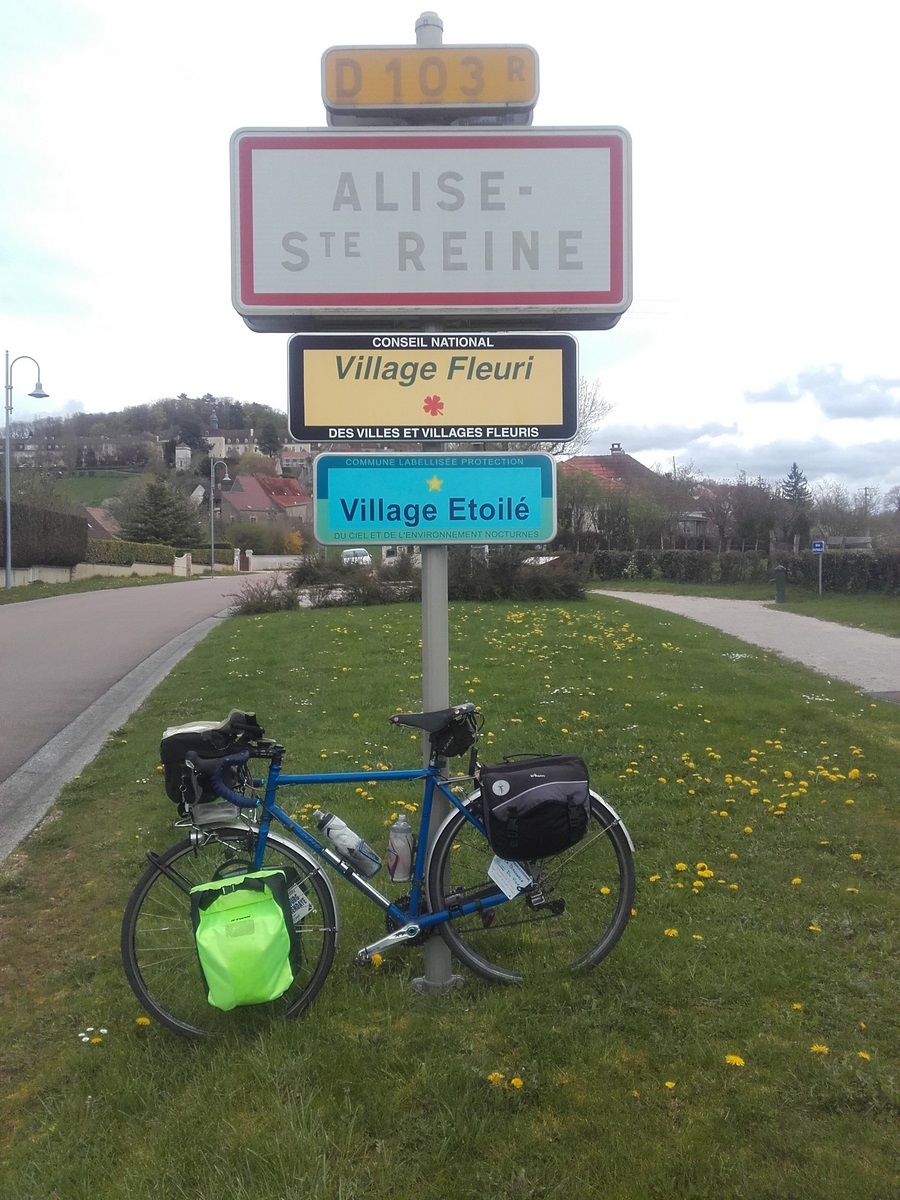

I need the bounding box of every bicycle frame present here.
[220,757,509,960]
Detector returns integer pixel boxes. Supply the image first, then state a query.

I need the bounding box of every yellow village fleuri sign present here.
[288,333,578,443]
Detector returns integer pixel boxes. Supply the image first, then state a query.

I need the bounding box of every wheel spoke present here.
[122,830,337,1038]
[427,795,634,984]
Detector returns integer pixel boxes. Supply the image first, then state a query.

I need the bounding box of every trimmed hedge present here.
[190,545,234,566]
[590,547,900,593]
[771,549,900,594]
[86,539,176,566]
[1,501,88,568]
[85,540,233,567]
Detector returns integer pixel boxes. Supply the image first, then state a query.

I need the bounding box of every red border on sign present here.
[236,132,626,310]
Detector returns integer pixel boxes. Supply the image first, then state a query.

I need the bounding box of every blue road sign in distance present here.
[314,452,556,545]
[812,540,825,553]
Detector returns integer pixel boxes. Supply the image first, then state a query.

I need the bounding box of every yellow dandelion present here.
[810,1044,829,1055]
[850,852,862,861]
[857,1051,871,1061]
[792,1002,803,1010]
[724,1054,745,1067]
[665,1080,676,1089]
[808,924,822,932]
[509,1077,524,1089]
[791,877,802,885]
[487,1071,505,1086]
[675,862,687,871]
[371,953,383,970]
[135,1016,151,1027]
[664,928,679,937]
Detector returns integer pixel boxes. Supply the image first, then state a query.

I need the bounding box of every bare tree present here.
[540,376,612,456]
[811,479,852,536]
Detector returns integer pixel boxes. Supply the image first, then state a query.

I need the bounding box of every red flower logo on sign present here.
[423,395,444,416]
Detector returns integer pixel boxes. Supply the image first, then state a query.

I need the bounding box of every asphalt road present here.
[0,577,240,861]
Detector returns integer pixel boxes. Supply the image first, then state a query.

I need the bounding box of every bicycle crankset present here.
[385,893,430,946]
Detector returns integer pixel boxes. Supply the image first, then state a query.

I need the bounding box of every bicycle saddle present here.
[389,703,476,733]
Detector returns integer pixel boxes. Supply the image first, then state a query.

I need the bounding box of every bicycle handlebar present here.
[185,749,257,809]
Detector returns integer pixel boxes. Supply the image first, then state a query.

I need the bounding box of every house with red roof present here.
[560,444,708,544]
[560,443,663,492]
[219,475,312,524]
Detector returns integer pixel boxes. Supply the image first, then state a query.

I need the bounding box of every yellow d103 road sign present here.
[322,45,538,116]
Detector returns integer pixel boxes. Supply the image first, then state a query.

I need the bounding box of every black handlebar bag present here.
[478,754,592,861]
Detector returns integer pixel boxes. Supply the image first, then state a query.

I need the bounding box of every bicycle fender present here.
[589,790,635,852]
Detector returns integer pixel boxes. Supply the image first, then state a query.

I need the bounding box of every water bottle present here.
[386,812,416,882]
[315,811,382,877]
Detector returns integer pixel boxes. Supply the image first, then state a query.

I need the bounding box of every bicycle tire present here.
[425,792,635,985]
[121,825,338,1038]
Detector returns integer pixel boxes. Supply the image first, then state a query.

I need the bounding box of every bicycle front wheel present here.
[426,793,635,985]
[121,825,338,1038]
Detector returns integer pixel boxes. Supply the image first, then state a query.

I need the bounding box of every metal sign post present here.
[415,540,463,991]
[229,11,631,994]
[812,540,825,594]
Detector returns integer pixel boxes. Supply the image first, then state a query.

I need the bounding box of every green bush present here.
[591,549,630,579]
[85,539,176,566]
[655,548,715,582]
[190,544,233,566]
[448,547,586,601]
[231,574,302,614]
[289,556,346,587]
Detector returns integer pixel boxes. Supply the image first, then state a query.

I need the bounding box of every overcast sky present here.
[3,0,898,494]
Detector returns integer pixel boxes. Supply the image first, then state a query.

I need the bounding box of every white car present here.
[341,548,373,567]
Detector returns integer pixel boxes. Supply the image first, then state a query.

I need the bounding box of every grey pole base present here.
[412,930,464,993]
[411,972,465,995]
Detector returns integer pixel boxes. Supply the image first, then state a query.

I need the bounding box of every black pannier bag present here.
[159,711,263,815]
[478,754,592,861]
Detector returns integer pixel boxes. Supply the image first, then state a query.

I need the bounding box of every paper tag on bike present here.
[288,882,314,921]
[488,856,532,899]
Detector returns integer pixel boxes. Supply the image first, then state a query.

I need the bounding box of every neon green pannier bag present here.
[190,869,300,1011]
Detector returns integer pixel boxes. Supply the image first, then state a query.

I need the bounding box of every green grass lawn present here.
[0,598,897,1199]
[57,472,142,507]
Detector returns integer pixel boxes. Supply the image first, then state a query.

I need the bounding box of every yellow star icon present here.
[425,475,444,491]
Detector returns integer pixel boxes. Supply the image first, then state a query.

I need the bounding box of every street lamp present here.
[209,458,230,577]
[5,351,49,589]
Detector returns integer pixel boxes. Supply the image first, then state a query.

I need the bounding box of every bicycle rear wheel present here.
[426,793,635,985]
[121,825,337,1038]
